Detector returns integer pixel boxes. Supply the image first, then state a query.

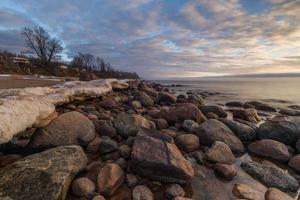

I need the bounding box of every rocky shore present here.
[0,79,300,200]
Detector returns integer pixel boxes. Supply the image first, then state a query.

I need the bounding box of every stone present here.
[131,129,194,184]
[230,108,260,124]
[158,103,207,125]
[165,184,185,199]
[205,112,219,119]
[219,118,257,142]
[241,161,299,193]
[99,98,119,109]
[175,134,199,153]
[93,120,116,138]
[288,154,300,173]
[153,118,169,129]
[174,197,192,200]
[113,114,150,138]
[86,137,102,153]
[194,119,244,154]
[71,177,95,197]
[92,195,106,200]
[200,105,228,118]
[157,92,176,104]
[205,141,235,164]
[214,164,237,180]
[258,116,300,145]
[279,108,300,116]
[132,185,154,200]
[28,111,96,150]
[139,82,158,98]
[99,138,118,154]
[82,161,102,183]
[265,187,294,200]
[161,129,177,138]
[131,101,142,109]
[119,144,131,159]
[248,139,291,162]
[247,101,277,112]
[136,91,154,107]
[191,151,204,165]
[232,183,265,200]
[0,154,22,167]
[0,145,87,200]
[182,120,199,132]
[187,93,205,107]
[97,163,125,196]
[225,101,244,107]
[116,157,126,169]
[126,174,138,187]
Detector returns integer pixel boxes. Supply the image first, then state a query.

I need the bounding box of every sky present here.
[0,0,299,79]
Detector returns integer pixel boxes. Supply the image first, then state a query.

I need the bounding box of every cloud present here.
[0,0,299,78]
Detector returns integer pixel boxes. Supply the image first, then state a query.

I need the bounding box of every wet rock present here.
[92,195,106,200]
[265,187,293,200]
[190,151,204,165]
[99,138,118,154]
[182,120,199,132]
[0,145,87,200]
[131,101,142,109]
[175,134,199,153]
[153,118,169,129]
[99,98,119,109]
[288,105,300,110]
[241,161,299,192]
[247,101,277,112]
[116,157,126,169]
[233,183,265,200]
[132,185,154,200]
[279,108,300,116]
[200,105,228,118]
[119,144,131,159]
[136,91,154,107]
[194,119,244,154]
[225,101,244,107]
[157,92,176,104]
[82,161,102,183]
[174,197,192,200]
[126,174,138,187]
[165,184,185,199]
[161,129,177,138]
[71,177,95,198]
[158,103,207,125]
[97,163,125,196]
[257,116,300,145]
[113,114,150,138]
[205,141,235,164]
[219,118,257,142]
[230,108,261,124]
[28,111,96,151]
[205,112,219,119]
[248,139,291,162]
[93,120,116,138]
[187,93,205,106]
[288,154,300,173]
[131,129,194,184]
[139,82,158,98]
[0,154,22,167]
[214,164,237,180]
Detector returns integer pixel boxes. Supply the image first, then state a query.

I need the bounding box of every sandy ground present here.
[0,75,64,89]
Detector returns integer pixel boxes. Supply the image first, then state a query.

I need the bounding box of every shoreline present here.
[0,79,299,199]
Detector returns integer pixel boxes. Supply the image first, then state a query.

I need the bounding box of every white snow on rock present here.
[0,79,129,144]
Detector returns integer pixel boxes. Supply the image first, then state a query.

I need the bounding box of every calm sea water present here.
[156,76,300,106]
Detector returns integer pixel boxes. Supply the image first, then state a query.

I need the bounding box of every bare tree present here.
[22,26,63,65]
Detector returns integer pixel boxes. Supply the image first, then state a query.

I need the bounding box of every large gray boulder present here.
[193,119,244,154]
[0,145,87,200]
[241,161,299,193]
[200,105,228,118]
[258,116,300,145]
[131,129,194,184]
[28,111,96,151]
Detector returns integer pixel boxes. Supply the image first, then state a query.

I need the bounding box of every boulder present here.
[200,105,228,118]
[86,137,102,153]
[93,120,116,138]
[79,72,98,81]
[71,177,95,197]
[232,183,265,200]
[99,138,118,154]
[230,108,260,124]
[288,154,300,173]
[165,184,185,199]
[97,163,125,196]
[0,154,22,167]
[175,134,199,153]
[153,118,169,129]
[126,174,138,187]
[265,188,293,200]
[158,103,207,125]
[205,141,235,164]
[193,119,244,154]
[279,108,300,116]
[248,139,291,162]
[99,98,119,109]
[139,82,158,98]
[241,161,299,193]
[0,145,87,200]
[219,118,257,142]
[214,164,237,180]
[132,185,154,200]
[225,101,244,107]
[28,111,96,151]
[136,91,154,107]
[186,94,205,106]
[257,116,300,145]
[247,101,277,112]
[113,114,150,138]
[182,120,199,132]
[157,92,176,104]
[131,129,194,184]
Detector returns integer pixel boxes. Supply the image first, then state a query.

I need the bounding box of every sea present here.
[156,75,300,107]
